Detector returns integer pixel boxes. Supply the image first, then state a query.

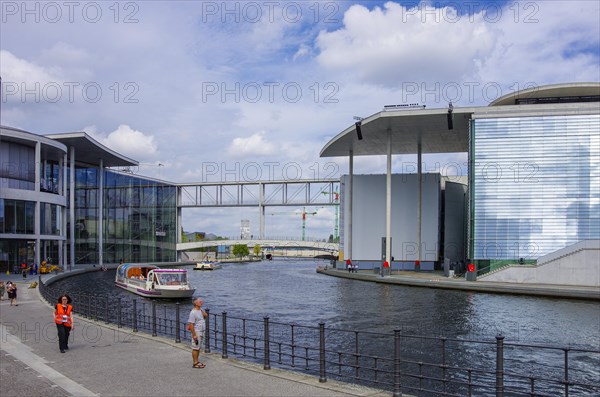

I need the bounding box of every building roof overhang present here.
[319,107,478,158]
[44,132,138,167]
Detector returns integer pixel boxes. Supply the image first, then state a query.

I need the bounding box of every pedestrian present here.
[188,296,208,368]
[54,294,73,353]
[7,282,17,306]
[346,258,352,273]
[0,280,4,300]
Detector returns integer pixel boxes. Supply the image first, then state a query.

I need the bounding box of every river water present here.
[49,259,600,395]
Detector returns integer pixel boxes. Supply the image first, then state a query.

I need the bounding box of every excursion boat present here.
[115,263,195,299]
[194,261,222,271]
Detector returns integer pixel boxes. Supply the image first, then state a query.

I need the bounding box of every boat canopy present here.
[117,263,158,279]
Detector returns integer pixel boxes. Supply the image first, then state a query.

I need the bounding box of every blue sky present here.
[1,0,599,238]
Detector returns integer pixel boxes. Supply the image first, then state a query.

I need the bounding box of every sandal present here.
[193,363,205,369]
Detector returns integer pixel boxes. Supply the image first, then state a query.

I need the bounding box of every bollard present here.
[152,301,157,336]
[263,317,271,370]
[496,334,505,397]
[117,297,122,328]
[105,296,109,324]
[393,329,402,397]
[319,322,327,383]
[132,299,138,332]
[205,309,211,353]
[175,302,181,343]
[222,312,228,359]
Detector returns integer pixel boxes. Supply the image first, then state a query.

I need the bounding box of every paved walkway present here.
[0,280,389,397]
[317,268,600,300]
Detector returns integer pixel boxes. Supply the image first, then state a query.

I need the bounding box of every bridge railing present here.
[39,278,600,397]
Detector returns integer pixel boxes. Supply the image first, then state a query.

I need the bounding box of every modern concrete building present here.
[0,126,178,273]
[321,83,599,272]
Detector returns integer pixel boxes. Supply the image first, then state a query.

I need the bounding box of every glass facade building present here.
[471,114,600,265]
[1,126,177,272]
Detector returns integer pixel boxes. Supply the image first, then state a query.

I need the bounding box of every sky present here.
[1,0,599,239]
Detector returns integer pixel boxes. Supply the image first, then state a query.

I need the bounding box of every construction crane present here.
[270,207,319,241]
[322,190,340,242]
[301,207,318,241]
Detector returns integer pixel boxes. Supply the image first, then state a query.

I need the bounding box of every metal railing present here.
[39,277,600,397]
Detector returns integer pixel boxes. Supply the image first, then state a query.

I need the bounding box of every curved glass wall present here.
[471,114,600,264]
[0,141,36,190]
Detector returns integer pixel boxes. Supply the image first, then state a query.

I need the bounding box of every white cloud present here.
[316,3,497,87]
[0,50,63,87]
[227,131,277,157]
[85,124,158,161]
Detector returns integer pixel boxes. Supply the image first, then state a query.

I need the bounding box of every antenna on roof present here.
[383,103,426,111]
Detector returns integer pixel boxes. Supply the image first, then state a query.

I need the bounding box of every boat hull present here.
[115,281,195,299]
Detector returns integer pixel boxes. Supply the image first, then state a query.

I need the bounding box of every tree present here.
[232,244,249,258]
[181,227,188,242]
[253,244,261,257]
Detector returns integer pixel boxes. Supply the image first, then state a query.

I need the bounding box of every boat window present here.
[156,273,187,285]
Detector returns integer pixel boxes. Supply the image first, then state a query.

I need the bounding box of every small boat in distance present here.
[115,263,195,299]
[194,261,222,271]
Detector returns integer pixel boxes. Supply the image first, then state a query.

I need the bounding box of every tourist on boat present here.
[188,296,208,368]
[54,294,73,353]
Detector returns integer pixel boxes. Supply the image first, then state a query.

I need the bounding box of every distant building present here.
[240,219,251,239]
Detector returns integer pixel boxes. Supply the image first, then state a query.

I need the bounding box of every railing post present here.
[205,309,211,353]
[175,302,181,343]
[496,334,505,397]
[263,317,271,370]
[105,296,109,324]
[563,348,570,397]
[319,322,327,383]
[152,301,157,336]
[117,297,122,328]
[132,299,138,332]
[393,329,402,397]
[222,312,228,359]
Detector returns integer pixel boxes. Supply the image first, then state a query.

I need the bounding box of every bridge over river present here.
[177,239,339,259]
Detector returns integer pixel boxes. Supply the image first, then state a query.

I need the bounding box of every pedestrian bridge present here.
[177,239,339,255]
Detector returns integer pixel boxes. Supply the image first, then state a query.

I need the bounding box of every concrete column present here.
[58,240,63,267]
[35,142,40,193]
[62,154,67,269]
[69,146,75,271]
[34,142,41,266]
[348,150,353,261]
[259,182,265,239]
[176,187,182,261]
[386,130,392,265]
[98,159,104,266]
[417,139,422,262]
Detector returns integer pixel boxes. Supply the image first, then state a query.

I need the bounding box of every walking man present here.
[188,297,208,368]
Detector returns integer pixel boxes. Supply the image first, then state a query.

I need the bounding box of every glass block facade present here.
[68,168,177,265]
[471,114,600,264]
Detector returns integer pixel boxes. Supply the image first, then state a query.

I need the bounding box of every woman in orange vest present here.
[55,294,73,353]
